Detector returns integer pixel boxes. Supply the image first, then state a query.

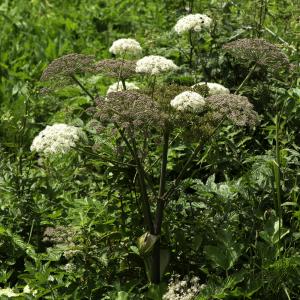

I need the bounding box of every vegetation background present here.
[0,0,299,299]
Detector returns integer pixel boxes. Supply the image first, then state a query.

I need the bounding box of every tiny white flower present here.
[170,91,205,112]
[23,285,31,294]
[109,38,142,56]
[163,274,203,300]
[174,14,212,34]
[23,285,38,296]
[193,82,230,96]
[136,55,178,75]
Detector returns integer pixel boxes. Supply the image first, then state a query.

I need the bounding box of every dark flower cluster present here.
[95,59,136,80]
[43,226,78,245]
[40,53,95,88]
[223,38,290,72]
[42,226,82,260]
[93,90,166,130]
[206,94,259,127]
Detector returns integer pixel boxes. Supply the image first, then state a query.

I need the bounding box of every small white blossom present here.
[30,123,84,155]
[136,55,179,75]
[170,91,205,112]
[163,274,205,300]
[23,285,37,296]
[23,285,31,294]
[174,14,212,34]
[109,38,142,56]
[193,82,230,96]
[106,82,139,95]
[0,288,20,298]
[63,262,76,272]
[48,275,55,282]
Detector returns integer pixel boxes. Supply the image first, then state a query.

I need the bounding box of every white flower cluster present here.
[23,285,38,296]
[0,288,19,298]
[109,38,142,56]
[136,55,179,75]
[30,123,83,155]
[163,274,206,300]
[106,81,139,95]
[174,14,212,34]
[170,91,205,112]
[0,285,37,298]
[193,82,230,96]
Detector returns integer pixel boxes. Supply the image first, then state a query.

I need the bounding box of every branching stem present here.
[235,62,258,94]
[71,74,94,100]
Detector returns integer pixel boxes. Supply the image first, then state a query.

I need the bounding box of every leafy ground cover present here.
[0,0,299,299]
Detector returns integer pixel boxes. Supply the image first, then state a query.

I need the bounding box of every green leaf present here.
[116,291,129,300]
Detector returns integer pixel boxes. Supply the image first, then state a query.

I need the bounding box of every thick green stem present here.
[117,125,154,233]
[155,128,170,233]
[132,141,154,234]
[151,128,170,284]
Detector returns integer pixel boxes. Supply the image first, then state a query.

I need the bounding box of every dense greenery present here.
[0,0,299,299]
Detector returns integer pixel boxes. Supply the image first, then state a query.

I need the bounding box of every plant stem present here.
[131,135,155,234]
[188,0,194,13]
[155,127,170,233]
[234,62,258,94]
[151,128,170,284]
[188,30,194,68]
[274,112,282,258]
[121,79,127,90]
[116,125,154,233]
[151,76,156,99]
[71,74,94,100]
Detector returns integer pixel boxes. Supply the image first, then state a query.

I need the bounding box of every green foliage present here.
[0,0,300,299]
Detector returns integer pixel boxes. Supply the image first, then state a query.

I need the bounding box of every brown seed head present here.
[93,90,166,130]
[223,38,290,72]
[40,53,95,82]
[206,94,259,127]
[95,59,136,80]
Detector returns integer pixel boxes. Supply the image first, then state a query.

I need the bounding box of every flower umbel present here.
[171,91,205,112]
[94,90,166,130]
[43,226,81,260]
[174,14,212,34]
[109,38,142,57]
[136,55,179,75]
[223,38,290,71]
[0,288,20,298]
[206,94,259,127]
[192,82,230,96]
[95,59,136,80]
[163,274,206,300]
[40,53,95,86]
[30,123,84,155]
